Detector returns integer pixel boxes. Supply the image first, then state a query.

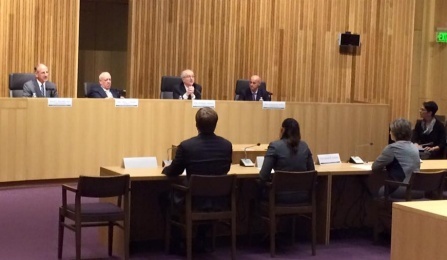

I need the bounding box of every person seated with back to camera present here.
[173,69,202,100]
[239,75,271,101]
[87,72,124,98]
[259,118,315,203]
[371,118,421,199]
[411,101,446,159]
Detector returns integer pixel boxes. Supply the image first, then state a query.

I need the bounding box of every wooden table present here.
[391,200,447,260]
[100,160,447,248]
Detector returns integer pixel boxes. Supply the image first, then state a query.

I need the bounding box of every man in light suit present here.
[87,72,123,98]
[239,75,271,101]
[23,63,58,98]
[173,69,202,100]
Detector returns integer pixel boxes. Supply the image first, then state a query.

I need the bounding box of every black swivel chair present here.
[160,76,182,99]
[234,79,271,100]
[84,82,100,97]
[9,73,35,97]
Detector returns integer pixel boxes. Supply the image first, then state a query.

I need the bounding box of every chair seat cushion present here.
[66,202,123,215]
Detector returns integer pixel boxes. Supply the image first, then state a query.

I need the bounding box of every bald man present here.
[23,63,58,98]
[87,72,123,98]
[173,69,202,100]
[239,75,270,101]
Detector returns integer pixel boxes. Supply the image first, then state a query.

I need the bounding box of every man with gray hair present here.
[87,72,123,98]
[173,69,202,100]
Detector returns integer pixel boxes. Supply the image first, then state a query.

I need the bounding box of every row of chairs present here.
[8,73,271,99]
[57,170,317,260]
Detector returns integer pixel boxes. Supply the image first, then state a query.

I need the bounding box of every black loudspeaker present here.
[339,32,360,47]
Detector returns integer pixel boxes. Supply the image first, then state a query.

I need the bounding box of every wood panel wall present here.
[411,0,447,122]
[128,0,415,120]
[0,0,79,97]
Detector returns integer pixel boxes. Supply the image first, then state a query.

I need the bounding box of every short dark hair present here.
[195,107,218,134]
[390,118,412,141]
[423,101,438,116]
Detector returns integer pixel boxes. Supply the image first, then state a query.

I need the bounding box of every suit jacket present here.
[239,87,271,101]
[23,79,58,98]
[87,85,121,98]
[173,83,202,100]
[163,132,232,210]
[411,119,446,159]
[163,133,232,178]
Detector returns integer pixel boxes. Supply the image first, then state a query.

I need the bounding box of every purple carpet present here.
[0,184,390,259]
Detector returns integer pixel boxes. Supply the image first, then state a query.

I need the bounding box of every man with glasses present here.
[173,69,202,100]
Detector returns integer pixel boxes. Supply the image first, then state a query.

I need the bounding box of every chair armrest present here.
[171,184,188,192]
[61,184,77,207]
[384,180,409,187]
[62,184,77,193]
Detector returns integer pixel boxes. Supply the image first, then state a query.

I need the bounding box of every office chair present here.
[160,76,182,99]
[58,174,130,260]
[9,73,35,97]
[84,82,100,97]
[234,79,271,100]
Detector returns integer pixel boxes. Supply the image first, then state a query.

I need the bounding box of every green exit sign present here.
[436,31,447,43]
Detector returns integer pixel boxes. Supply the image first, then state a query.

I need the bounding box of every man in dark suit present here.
[23,63,58,98]
[162,107,232,252]
[239,75,271,101]
[87,72,123,98]
[173,69,202,100]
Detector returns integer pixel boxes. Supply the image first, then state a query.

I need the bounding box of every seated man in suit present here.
[239,75,271,101]
[87,72,123,98]
[23,63,58,98]
[173,69,202,100]
[162,107,232,252]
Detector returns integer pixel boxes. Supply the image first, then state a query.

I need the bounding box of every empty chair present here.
[165,174,237,260]
[160,76,182,99]
[9,73,35,97]
[58,174,130,260]
[255,170,317,257]
[373,170,446,242]
[234,79,270,101]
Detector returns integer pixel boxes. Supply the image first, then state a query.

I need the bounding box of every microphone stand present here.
[240,143,260,167]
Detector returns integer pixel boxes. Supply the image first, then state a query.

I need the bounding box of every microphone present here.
[240,143,261,167]
[162,146,176,167]
[350,142,374,164]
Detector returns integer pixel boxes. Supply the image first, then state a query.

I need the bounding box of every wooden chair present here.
[373,170,446,242]
[164,174,237,260]
[257,170,317,257]
[58,174,130,260]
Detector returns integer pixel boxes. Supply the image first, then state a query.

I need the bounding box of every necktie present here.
[252,93,256,101]
[41,84,45,97]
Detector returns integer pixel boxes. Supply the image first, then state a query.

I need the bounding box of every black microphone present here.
[350,142,374,164]
[240,143,261,167]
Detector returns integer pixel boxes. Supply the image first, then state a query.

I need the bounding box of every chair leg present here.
[231,215,236,259]
[57,215,64,259]
[270,214,276,257]
[291,216,296,245]
[311,212,316,255]
[75,222,81,260]
[165,217,171,254]
[124,217,130,260]
[108,223,114,256]
[186,219,192,260]
[212,223,216,251]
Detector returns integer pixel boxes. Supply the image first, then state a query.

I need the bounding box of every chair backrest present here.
[77,174,130,198]
[234,79,267,100]
[272,170,317,200]
[160,76,182,99]
[189,174,236,197]
[9,73,35,97]
[84,82,100,97]
[407,170,446,199]
[160,91,174,99]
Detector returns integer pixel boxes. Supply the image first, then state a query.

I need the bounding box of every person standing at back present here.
[23,63,58,98]
[173,69,202,100]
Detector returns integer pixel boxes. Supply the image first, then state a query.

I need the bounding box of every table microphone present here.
[349,142,374,164]
[240,143,260,167]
